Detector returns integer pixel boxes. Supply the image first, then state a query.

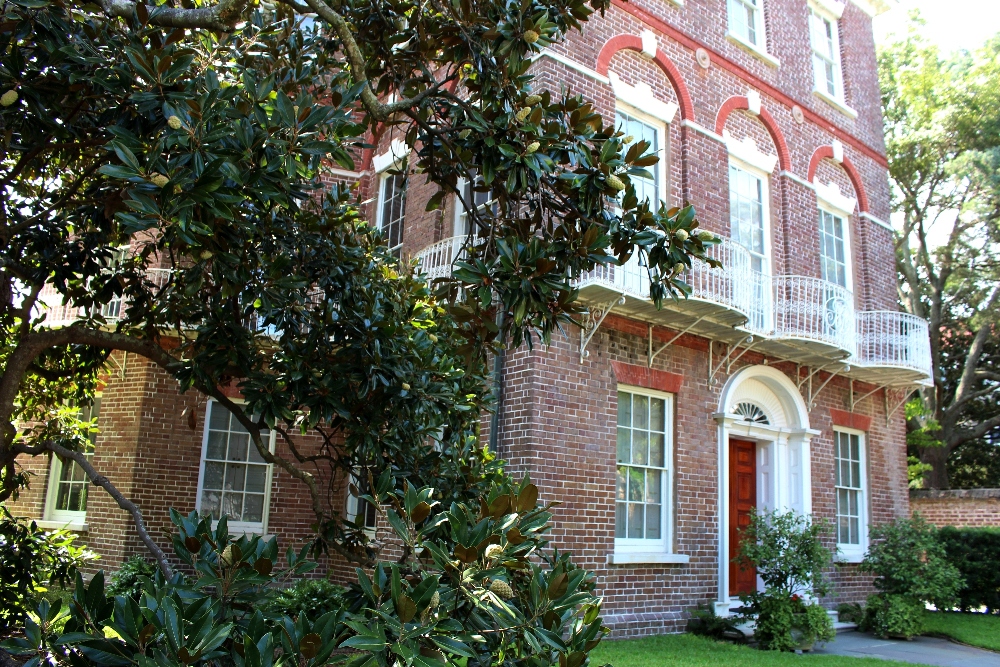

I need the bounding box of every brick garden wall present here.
[911,489,1000,529]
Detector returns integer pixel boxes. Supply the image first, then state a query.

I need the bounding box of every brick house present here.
[12,0,931,637]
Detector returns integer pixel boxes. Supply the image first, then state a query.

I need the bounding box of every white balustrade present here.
[855,311,932,376]
[772,275,856,353]
[38,268,174,327]
[414,236,469,282]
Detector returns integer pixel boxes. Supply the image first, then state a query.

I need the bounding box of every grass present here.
[590,634,924,667]
[923,611,1000,652]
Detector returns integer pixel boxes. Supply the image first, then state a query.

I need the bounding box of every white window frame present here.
[453,173,496,239]
[726,138,775,277]
[809,2,845,98]
[613,100,670,211]
[726,0,780,67]
[833,427,868,562]
[612,385,687,565]
[818,208,854,292]
[43,396,102,530]
[195,399,276,536]
[345,469,379,534]
[816,180,856,293]
[375,172,407,256]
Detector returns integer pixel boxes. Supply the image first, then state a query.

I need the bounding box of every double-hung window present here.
[818,206,852,339]
[346,469,378,532]
[615,387,673,557]
[729,161,771,332]
[44,397,101,528]
[834,429,867,561]
[728,0,763,48]
[614,109,663,208]
[196,400,275,534]
[455,172,496,239]
[377,173,407,257]
[809,5,844,100]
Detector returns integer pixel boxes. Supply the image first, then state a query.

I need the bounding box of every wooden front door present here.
[729,438,757,597]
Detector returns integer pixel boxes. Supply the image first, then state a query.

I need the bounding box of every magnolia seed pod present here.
[606,175,625,191]
[490,579,514,599]
[622,135,634,144]
[674,229,689,242]
[402,382,411,390]
[150,173,170,188]
[428,333,438,342]
[697,231,716,242]
[673,262,686,275]
[293,105,299,117]
[515,107,531,122]
[200,250,213,260]
[430,591,440,608]
[220,544,236,567]
[458,129,471,139]
[167,115,183,130]
[484,544,503,559]
[0,90,18,107]
[526,142,540,154]
[523,30,540,43]
[524,94,542,106]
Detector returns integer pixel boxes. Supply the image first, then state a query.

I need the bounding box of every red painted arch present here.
[595,35,695,121]
[715,96,791,172]
[807,145,870,213]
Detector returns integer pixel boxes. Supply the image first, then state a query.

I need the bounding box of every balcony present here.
[38,269,172,328]
[413,235,933,386]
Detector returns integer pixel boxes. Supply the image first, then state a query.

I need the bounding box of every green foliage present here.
[687,604,743,641]
[907,456,933,489]
[267,578,346,621]
[106,555,156,601]
[0,507,95,634]
[860,594,925,639]
[836,602,864,624]
[736,511,834,651]
[860,515,964,609]
[936,527,1000,613]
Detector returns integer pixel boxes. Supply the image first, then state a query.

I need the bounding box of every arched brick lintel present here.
[595,35,695,121]
[807,146,871,213]
[610,360,684,394]
[715,96,791,172]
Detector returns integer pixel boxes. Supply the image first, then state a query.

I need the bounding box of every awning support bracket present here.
[849,379,883,413]
[708,335,756,385]
[580,296,625,363]
[884,386,918,428]
[648,316,707,368]
[807,364,850,411]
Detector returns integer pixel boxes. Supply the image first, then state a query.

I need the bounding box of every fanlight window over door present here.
[733,401,770,425]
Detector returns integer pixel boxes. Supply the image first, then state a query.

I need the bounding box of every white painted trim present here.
[815,181,857,217]
[640,30,658,59]
[726,32,781,68]
[848,0,894,17]
[728,150,775,280]
[195,399,277,536]
[533,51,610,85]
[811,0,846,19]
[861,212,892,231]
[832,427,869,562]
[746,89,762,116]
[818,203,856,293]
[813,89,859,119]
[609,72,679,125]
[609,552,690,565]
[613,385,675,559]
[33,520,88,532]
[614,101,671,208]
[372,139,407,174]
[328,167,363,179]
[780,170,815,191]
[681,120,725,143]
[725,131,779,175]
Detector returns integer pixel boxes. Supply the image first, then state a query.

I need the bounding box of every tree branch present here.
[98,0,250,30]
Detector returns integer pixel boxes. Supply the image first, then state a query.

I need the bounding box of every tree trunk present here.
[919,445,952,489]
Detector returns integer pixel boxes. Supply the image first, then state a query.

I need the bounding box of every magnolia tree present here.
[0,0,719,661]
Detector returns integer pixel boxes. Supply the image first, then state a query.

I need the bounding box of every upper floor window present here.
[44,397,101,528]
[729,164,768,274]
[616,387,673,555]
[728,0,764,48]
[615,108,664,208]
[818,209,849,289]
[346,469,378,532]
[809,2,845,100]
[455,171,495,238]
[197,400,275,534]
[377,173,407,257]
[834,429,867,561]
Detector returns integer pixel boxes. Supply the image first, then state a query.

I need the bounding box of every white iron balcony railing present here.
[414,236,469,282]
[772,275,856,354]
[856,311,932,376]
[39,268,173,327]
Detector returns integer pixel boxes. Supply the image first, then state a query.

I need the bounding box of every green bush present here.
[836,602,864,624]
[687,603,743,641]
[106,555,156,601]
[860,594,924,639]
[268,577,346,620]
[0,507,95,634]
[936,526,1000,613]
[737,510,835,651]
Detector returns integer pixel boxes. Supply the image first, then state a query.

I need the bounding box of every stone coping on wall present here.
[910,488,1000,500]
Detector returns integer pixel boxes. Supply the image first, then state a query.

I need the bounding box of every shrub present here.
[860,594,924,639]
[268,577,346,620]
[737,510,835,651]
[836,602,864,624]
[106,555,156,601]
[936,526,1000,613]
[0,507,95,634]
[687,603,743,641]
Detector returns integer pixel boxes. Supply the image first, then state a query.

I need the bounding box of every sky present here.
[873,0,1000,54]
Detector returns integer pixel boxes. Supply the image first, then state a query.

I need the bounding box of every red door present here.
[729,438,757,597]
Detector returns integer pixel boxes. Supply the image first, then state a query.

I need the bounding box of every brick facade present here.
[911,489,1000,529]
[11,0,911,638]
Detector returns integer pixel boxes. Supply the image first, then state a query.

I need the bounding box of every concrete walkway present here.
[813,631,1000,667]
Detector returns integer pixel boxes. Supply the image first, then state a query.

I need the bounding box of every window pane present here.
[201,490,221,519]
[627,503,644,539]
[616,502,627,538]
[206,431,228,459]
[228,433,249,462]
[203,462,225,490]
[650,399,665,432]
[617,466,627,501]
[225,464,246,492]
[245,465,268,493]
[649,433,664,467]
[634,395,649,431]
[617,428,630,464]
[617,391,631,427]
[646,470,661,504]
[646,504,661,540]
[210,404,230,430]
[632,430,648,465]
[243,494,265,523]
[628,467,644,502]
[221,492,243,520]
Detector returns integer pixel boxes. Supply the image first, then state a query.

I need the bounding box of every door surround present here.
[713,365,819,616]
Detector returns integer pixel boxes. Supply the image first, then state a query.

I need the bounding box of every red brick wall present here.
[911,489,1000,529]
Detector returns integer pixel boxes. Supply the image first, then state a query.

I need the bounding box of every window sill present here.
[34,520,88,532]
[609,552,690,565]
[834,552,864,564]
[813,89,858,119]
[726,33,780,68]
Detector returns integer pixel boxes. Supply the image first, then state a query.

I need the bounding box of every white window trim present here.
[195,399,277,536]
[833,426,868,563]
[817,181,856,293]
[613,385,678,562]
[818,207,855,293]
[813,88,859,119]
[613,102,671,210]
[345,469,378,536]
[608,72,679,126]
[375,172,406,255]
[808,1,858,118]
[725,132,778,175]
[727,143,775,277]
[726,0,780,68]
[43,396,101,531]
[372,139,407,174]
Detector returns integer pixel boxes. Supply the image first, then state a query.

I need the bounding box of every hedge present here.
[937,526,1000,613]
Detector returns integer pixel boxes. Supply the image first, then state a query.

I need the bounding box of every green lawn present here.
[923,611,1000,652]
[590,634,922,667]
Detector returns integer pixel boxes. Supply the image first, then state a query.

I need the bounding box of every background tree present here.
[880,20,1000,489]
